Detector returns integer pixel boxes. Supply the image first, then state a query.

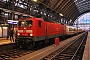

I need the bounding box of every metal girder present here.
[74,0,90,16]
[56,0,68,12]
[63,2,79,20]
[58,0,71,12]
[54,0,63,10]
[63,1,74,13]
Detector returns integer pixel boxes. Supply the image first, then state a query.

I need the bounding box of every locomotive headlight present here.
[30,34,33,36]
[17,33,20,36]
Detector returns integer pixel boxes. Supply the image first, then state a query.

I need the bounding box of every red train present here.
[16,17,82,49]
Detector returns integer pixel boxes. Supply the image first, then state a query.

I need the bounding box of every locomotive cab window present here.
[18,20,33,27]
[38,20,42,28]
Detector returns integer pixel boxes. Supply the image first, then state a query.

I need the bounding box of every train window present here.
[69,28,72,31]
[38,20,42,28]
[18,20,33,27]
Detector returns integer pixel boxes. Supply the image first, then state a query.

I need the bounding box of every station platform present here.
[0,38,14,45]
[82,32,90,60]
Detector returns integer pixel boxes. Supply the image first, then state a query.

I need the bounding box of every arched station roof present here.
[0,0,90,23]
[39,0,90,22]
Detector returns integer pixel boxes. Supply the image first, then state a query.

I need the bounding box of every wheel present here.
[16,39,21,48]
[27,41,35,49]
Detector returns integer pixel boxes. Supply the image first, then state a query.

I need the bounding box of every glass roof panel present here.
[74,12,90,30]
[73,0,90,13]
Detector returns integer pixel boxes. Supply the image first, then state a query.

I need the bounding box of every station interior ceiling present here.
[0,0,90,26]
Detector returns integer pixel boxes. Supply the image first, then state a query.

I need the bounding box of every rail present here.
[42,32,87,60]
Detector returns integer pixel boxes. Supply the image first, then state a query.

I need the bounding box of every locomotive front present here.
[16,19,35,48]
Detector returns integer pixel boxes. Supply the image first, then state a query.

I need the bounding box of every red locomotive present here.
[16,17,82,49]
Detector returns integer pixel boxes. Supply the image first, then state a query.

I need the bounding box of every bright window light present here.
[32,0,38,2]
[59,13,63,16]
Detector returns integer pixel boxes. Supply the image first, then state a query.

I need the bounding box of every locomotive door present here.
[45,24,48,39]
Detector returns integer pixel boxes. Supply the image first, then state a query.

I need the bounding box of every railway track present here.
[0,33,85,60]
[42,32,87,60]
[0,45,51,60]
[0,39,54,60]
[0,48,33,60]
